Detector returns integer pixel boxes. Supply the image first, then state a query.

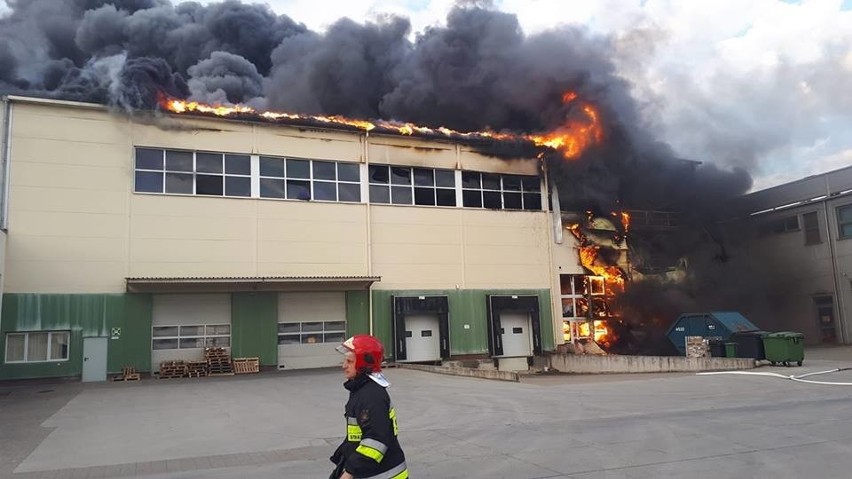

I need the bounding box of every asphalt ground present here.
[2,346,852,479]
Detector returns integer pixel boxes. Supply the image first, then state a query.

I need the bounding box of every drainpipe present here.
[824,176,847,344]
[1,99,11,231]
[364,132,373,336]
[0,99,9,338]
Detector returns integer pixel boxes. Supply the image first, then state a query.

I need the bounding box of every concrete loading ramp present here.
[547,353,755,374]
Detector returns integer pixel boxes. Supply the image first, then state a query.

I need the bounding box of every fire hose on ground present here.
[697,367,852,386]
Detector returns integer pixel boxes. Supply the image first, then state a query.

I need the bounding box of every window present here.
[462,172,541,210]
[152,324,230,350]
[259,156,361,202]
[758,216,799,236]
[368,165,456,207]
[803,212,822,245]
[837,205,852,239]
[134,148,251,197]
[277,321,346,345]
[5,331,69,363]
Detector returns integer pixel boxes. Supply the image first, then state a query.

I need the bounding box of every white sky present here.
[3,0,849,191]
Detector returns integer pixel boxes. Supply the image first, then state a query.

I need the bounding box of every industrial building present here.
[0,95,592,381]
[725,166,852,345]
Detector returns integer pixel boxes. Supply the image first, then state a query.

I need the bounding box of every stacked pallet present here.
[205,347,233,376]
[186,361,209,378]
[112,365,141,381]
[158,360,188,379]
[233,357,260,374]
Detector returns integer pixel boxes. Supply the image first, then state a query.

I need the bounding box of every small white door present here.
[404,314,441,362]
[499,313,532,357]
[82,337,108,382]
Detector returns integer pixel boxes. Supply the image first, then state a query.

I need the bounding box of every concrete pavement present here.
[2,347,852,478]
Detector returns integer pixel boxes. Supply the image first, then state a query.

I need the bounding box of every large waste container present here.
[725,342,738,358]
[729,331,769,360]
[708,339,726,357]
[763,332,805,366]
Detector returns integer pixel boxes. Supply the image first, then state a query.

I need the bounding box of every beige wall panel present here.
[131,194,256,218]
[5,260,125,293]
[10,186,127,215]
[459,147,539,175]
[131,117,255,154]
[371,222,462,245]
[552,238,583,273]
[257,262,367,277]
[129,262,255,278]
[11,162,128,191]
[254,125,362,161]
[367,137,457,169]
[13,105,129,145]
[10,137,129,168]
[10,211,125,238]
[369,206,463,287]
[465,264,550,288]
[11,235,123,262]
[372,243,462,265]
[372,263,465,289]
[132,214,255,241]
[257,199,365,220]
[259,240,366,266]
[370,204,462,225]
[131,238,255,263]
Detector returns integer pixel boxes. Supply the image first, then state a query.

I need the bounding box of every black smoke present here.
[0,0,755,341]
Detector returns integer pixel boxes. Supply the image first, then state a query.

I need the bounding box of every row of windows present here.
[152,324,231,350]
[277,320,346,345]
[758,205,852,246]
[5,331,69,363]
[134,148,543,211]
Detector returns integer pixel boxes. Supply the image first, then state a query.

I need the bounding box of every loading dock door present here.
[487,295,542,357]
[404,315,441,362]
[498,313,532,357]
[392,296,450,362]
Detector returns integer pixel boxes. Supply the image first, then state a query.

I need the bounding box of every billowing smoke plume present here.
[0,0,757,340]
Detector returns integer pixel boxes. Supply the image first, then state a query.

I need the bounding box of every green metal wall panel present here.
[231,293,277,366]
[371,288,554,357]
[0,293,153,380]
[346,290,370,336]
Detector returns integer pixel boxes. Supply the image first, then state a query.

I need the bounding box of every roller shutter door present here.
[151,294,231,372]
[277,292,346,369]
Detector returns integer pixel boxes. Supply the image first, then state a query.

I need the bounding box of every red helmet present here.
[337,335,384,373]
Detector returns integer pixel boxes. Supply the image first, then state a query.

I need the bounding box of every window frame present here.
[803,211,822,245]
[151,324,231,350]
[4,331,70,363]
[368,164,457,207]
[461,171,542,211]
[134,148,252,198]
[258,156,361,203]
[277,320,347,345]
[837,205,852,240]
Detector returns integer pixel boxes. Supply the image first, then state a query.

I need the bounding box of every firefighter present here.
[330,335,408,479]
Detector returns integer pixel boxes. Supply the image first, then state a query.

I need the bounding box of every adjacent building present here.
[724,166,852,344]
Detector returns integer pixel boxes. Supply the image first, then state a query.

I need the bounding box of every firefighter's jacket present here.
[330,373,408,479]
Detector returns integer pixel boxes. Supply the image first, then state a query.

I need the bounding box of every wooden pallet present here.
[112,365,141,381]
[233,357,260,374]
[158,360,188,379]
[205,347,233,374]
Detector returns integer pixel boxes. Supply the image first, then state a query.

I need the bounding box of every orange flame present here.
[578,320,609,342]
[160,91,602,160]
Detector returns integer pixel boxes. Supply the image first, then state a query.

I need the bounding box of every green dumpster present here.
[724,342,738,358]
[763,332,805,366]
